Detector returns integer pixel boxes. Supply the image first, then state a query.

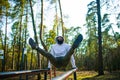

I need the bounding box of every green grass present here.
[67,71,97,80]
[76,71,120,80]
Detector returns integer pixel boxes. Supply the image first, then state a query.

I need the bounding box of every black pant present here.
[36,47,74,68]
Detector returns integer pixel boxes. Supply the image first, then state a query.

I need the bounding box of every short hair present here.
[56,36,64,42]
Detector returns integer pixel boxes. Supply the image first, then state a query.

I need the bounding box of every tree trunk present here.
[29,0,41,79]
[17,8,23,70]
[0,30,4,47]
[11,37,15,70]
[3,9,8,71]
[40,0,47,51]
[96,0,104,75]
[40,0,49,69]
[58,0,64,38]
[54,2,59,36]
[29,0,38,44]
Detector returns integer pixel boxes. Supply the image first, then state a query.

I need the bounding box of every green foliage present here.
[83,0,120,72]
[45,30,56,49]
[65,26,81,44]
[0,0,10,16]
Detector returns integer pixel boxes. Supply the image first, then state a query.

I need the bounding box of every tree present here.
[39,0,48,51]
[29,0,42,79]
[47,0,65,37]
[58,0,64,37]
[85,0,105,74]
[11,22,19,70]
[1,0,10,72]
[86,1,98,71]
[96,0,104,75]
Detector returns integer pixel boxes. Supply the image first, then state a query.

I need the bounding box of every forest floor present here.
[71,71,120,80]
[4,71,120,80]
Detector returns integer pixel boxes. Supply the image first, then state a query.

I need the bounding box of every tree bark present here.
[96,0,104,75]
[3,9,8,71]
[58,0,64,38]
[40,0,47,51]
[11,37,15,70]
[29,0,41,79]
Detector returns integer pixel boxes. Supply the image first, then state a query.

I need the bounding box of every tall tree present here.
[2,0,10,72]
[58,0,64,37]
[0,29,4,48]
[29,0,38,44]
[86,1,98,71]
[29,0,41,79]
[48,0,65,37]
[18,0,25,70]
[39,0,47,51]
[11,22,19,70]
[96,0,104,75]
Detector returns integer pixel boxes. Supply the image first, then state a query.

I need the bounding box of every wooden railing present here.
[0,69,50,80]
[52,68,77,80]
[0,68,77,80]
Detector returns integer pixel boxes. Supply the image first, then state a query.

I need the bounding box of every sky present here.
[60,0,92,38]
[60,0,91,27]
[37,0,120,38]
[1,0,92,40]
[29,0,92,38]
[3,0,120,39]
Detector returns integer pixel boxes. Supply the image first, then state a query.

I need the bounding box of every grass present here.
[76,71,120,80]
[67,71,97,80]
[46,70,120,80]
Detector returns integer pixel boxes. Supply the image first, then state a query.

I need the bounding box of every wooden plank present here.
[0,69,50,79]
[52,68,77,80]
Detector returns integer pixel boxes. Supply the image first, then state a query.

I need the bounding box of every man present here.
[48,36,76,69]
[29,34,83,68]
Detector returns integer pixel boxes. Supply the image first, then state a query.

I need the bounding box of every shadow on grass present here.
[82,71,120,80]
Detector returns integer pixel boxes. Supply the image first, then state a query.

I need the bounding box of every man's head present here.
[56,36,64,45]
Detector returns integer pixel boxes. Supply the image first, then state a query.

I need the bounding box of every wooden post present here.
[49,69,52,80]
[53,67,56,77]
[73,72,77,80]
[44,71,47,80]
